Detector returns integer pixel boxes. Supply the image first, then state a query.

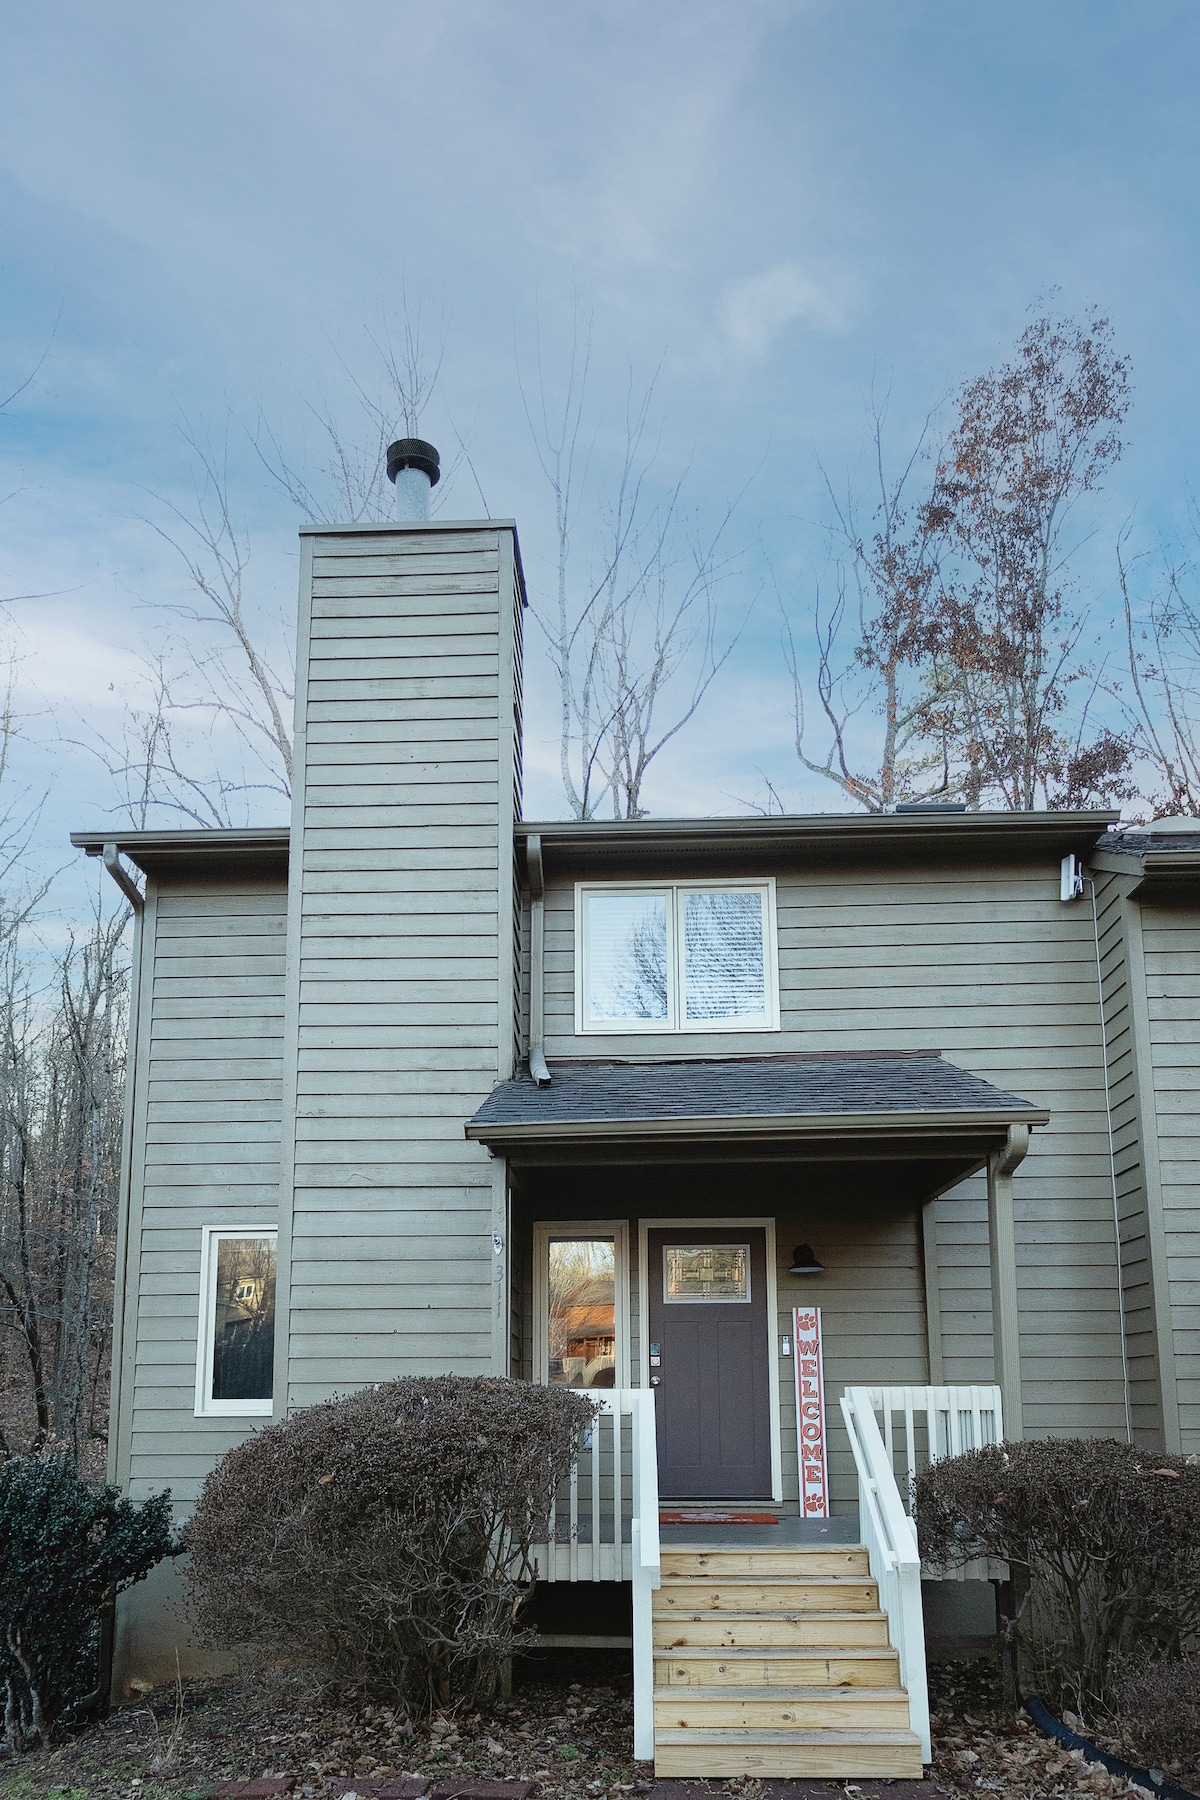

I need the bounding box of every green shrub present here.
[183,1374,594,1717]
[914,1438,1200,1717]
[0,1457,176,1751]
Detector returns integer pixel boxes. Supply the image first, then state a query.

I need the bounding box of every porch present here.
[467,1053,1036,1776]
[531,1382,1002,1776]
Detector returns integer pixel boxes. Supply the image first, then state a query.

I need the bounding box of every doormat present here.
[658,1509,779,1523]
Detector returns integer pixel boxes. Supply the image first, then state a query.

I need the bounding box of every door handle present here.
[649,1376,661,1386]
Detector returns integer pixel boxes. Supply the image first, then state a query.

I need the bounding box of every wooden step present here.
[653,1609,893,1648]
[654,1686,912,1731]
[660,1547,870,1578]
[652,1726,924,1779]
[655,1578,878,1614]
[655,1645,901,1687]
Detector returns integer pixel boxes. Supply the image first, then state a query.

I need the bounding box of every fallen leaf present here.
[1153,1467,1180,1477]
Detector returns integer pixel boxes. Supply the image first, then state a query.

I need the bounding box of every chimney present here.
[386,437,440,522]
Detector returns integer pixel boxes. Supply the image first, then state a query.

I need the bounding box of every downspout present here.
[987,1121,1030,1440]
[103,843,145,915]
[526,833,551,1086]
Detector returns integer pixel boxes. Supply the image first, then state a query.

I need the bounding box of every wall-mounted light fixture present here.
[789,1243,824,1275]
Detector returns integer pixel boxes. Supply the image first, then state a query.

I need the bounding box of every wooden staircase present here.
[651,1545,924,1778]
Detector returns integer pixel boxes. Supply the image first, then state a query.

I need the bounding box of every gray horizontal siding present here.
[1143,902,1200,1449]
[125,877,287,1503]
[279,525,521,1407]
[542,859,1130,1438]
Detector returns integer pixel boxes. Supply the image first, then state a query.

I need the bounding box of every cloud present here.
[720,264,852,358]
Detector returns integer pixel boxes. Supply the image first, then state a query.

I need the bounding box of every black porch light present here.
[789,1243,825,1275]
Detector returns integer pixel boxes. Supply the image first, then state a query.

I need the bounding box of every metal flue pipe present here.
[386,437,440,522]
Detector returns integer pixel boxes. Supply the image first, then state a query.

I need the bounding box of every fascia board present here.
[514,812,1117,864]
[70,827,291,876]
[465,1104,1051,1147]
[297,518,517,535]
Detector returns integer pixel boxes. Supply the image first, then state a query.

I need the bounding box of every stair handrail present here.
[841,1385,931,1763]
[628,1387,660,1762]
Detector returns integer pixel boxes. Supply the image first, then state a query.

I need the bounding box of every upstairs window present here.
[576,880,778,1033]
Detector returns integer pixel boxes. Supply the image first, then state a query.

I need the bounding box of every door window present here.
[663,1243,751,1303]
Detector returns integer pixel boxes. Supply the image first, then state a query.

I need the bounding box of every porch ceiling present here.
[467,1053,1048,1191]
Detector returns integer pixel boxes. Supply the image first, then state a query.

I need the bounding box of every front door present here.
[647,1227,772,1500]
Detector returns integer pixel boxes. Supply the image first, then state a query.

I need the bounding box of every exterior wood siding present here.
[1140,900,1200,1448]
[117,876,288,1505]
[540,856,1131,1438]
[276,522,524,1410]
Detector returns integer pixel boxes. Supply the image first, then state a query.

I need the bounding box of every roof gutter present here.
[526,832,551,1086]
[466,1103,1050,1148]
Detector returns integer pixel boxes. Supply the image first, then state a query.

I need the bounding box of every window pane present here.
[587,891,669,1022]
[212,1237,276,1402]
[548,1237,616,1388]
[664,1244,750,1304]
[683,889,765,1021]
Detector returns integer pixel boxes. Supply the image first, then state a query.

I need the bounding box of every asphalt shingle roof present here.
[466,1053,1038,1134]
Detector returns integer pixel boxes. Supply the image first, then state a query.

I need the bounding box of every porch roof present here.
[466,1052,1048,1177]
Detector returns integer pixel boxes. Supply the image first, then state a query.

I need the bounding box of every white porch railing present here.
[866,1383,1006,1582]
[530,1389,660,1761]
[842,1383,1006,1764]
[841,1387,931,1762]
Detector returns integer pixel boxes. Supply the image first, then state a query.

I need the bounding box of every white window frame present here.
[574,878,779,1035]
[194,1225,278,1418]
[533,1220,631,1388]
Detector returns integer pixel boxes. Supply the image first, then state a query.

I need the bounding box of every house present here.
[73,443,1200,1777]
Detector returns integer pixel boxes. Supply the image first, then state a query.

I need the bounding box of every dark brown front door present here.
[647,1227,772,1500]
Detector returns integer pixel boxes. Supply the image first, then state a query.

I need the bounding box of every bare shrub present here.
[183,1375,594,1716]
[914,1439,1200,1717]
[1108,1653,1200,1776]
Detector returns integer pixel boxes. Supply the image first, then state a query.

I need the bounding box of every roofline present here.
[70,808,1121,876]
[466,1103,1051,1147]
[70,827,290,877]
[515,810,1118,858]
[297,517,517,535]
[1090,842,1200,899]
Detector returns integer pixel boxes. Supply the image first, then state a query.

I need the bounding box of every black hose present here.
[1023,1694,1200,1800]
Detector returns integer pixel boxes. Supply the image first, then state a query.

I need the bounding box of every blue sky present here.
[2,0,1199,916]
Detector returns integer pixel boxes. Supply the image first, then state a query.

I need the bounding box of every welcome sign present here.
[793,1305,829,1517]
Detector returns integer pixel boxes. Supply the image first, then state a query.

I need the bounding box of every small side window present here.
[533,1221,630,1388]
[195,1229,277,1416]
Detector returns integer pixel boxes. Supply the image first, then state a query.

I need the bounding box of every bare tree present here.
[1118,528,1200,817]
[788,311,1135,813]
[521,312,747,819]
[0,904,126,1469]
[90,302,468,827]
[784,402,951,811]
[253,296,449,526]
[921,309,1133,809]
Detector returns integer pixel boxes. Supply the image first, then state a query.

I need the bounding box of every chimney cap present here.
[387,438,440,486]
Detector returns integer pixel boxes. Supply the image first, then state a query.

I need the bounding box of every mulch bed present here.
[0,1652,1190,1800]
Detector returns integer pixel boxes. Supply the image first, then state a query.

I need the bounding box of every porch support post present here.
[987,1124,1029,1441]
[490,1159,510,1375]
